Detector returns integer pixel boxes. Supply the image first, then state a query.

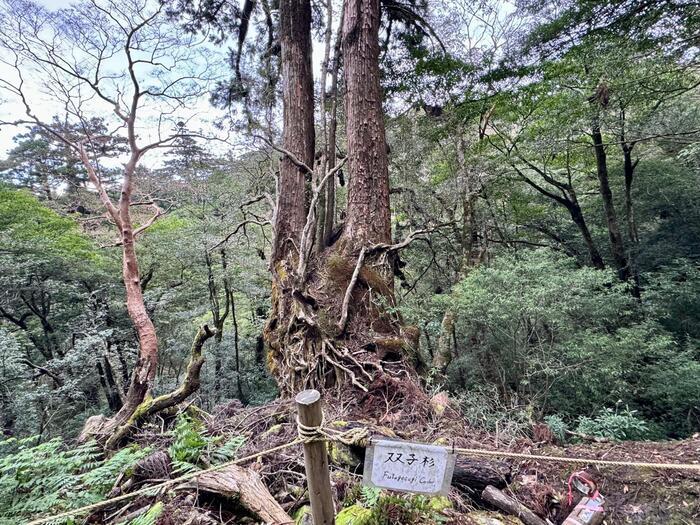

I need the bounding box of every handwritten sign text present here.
[363,440,455,495]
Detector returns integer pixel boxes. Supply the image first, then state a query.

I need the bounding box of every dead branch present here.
[210,219,271,252]
[252,133,314,176]
[104,325,216,449]
[296,158,347,278]
[481,485,548,525]
[337,247,366,334]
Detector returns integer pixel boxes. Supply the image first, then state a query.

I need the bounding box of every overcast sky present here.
[0,0,75,156]
[0,0,228,165]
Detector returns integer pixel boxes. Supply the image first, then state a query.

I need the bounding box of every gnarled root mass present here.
[264,246,423,399]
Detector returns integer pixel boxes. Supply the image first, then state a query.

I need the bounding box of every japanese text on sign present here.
[363,439,456,495]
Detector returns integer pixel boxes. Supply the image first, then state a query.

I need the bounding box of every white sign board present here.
[363,439,456,496]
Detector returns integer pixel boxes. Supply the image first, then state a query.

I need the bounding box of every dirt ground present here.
[129,390,700,525]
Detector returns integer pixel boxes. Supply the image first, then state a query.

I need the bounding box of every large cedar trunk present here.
[340,0,392,248]
[272,0,315,264]
[265,0,420,398]
[265,0,316,393]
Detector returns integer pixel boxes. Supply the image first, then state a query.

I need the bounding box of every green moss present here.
[336,504,372,525]
[328,441,361,468]
[427,496,451,512]
[294,505,313,525]
[338,493,453,525]
[374,337,406,352]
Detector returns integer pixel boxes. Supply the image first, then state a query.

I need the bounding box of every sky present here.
[0,0,227,165]
[0,0,74,156]
[0,0,518,162]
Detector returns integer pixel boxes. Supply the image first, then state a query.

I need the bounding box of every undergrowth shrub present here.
[442,250,700,437]
[544,406,653,442]
[168,413,245,474]
[575,406,651,441]
[454,386,532,443]
[543,414,568,443]
[0,436,149,524]
[340,489,451,525]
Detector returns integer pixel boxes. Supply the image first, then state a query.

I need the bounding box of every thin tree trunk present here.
[622,144,639,245]
[567,198,606,270]
[319,2,344,248]
[105,159,159,435]
[622,143,641,297]
[591,119,628,280]
[99,355,123,412]
[231,293,244,401]
[434,310,455,371]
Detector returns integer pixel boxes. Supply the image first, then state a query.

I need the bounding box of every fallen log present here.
[184,464,293,524]
[481,485,548,525]
[452,458,512,493]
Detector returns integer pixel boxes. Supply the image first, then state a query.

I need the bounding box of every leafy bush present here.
[543,415,568,443]
[443,250,700,437]
[575,406,651,441]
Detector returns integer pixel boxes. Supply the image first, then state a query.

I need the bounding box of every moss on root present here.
[336,492,453,525]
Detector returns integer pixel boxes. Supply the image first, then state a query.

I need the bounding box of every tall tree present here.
[0,0,217,447]
[341,0,392,248]
[271,0,315,264]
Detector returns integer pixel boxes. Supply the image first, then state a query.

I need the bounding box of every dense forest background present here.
[0,0,698,450]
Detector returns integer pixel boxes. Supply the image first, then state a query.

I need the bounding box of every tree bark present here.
[591,118,628,280]
[107,159,160,437]
[272,0,315,264]
[341,0,392,248]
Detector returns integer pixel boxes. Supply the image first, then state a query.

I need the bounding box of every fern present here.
[210,435,246,464]
[0,437,149,524]
[168,413,246,473]
[360,486,381,507]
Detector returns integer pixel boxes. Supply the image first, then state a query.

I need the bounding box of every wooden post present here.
[296,389,335,525]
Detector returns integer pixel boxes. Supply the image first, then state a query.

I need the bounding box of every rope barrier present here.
[26,417,700,525]
[451,446,700,471]
[297,417,700,472]
[296,415,370,446]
